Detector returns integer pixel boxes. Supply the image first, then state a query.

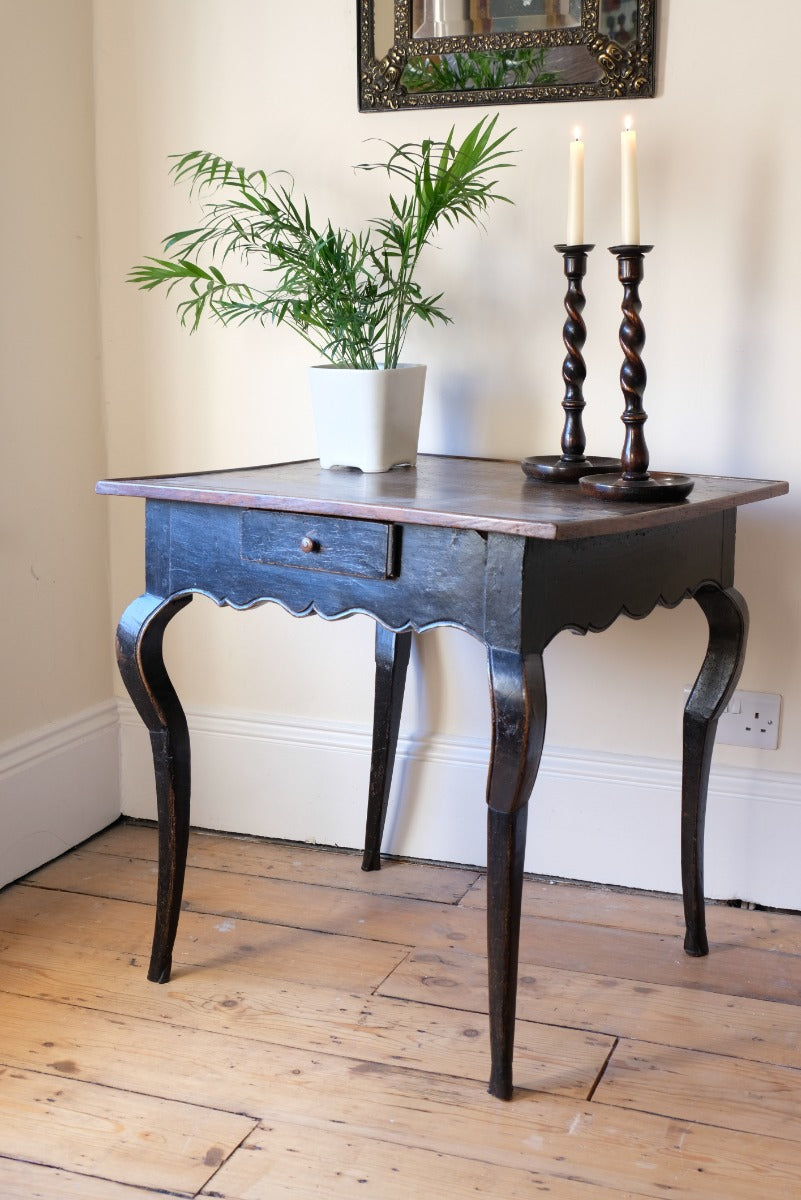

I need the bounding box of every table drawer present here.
[240,509,398,579]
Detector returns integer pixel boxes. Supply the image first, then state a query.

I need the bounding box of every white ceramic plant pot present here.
[310,363,426,473]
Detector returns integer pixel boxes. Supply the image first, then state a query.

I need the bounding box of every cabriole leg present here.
[362,625,412,871]
[116,592,193,983]
[486,648,547,1099]
[682,586,749,956]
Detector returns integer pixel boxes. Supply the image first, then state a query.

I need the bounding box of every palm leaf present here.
[130,118,516,366]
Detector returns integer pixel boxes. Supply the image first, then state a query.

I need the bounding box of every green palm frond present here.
[129,117,516,369]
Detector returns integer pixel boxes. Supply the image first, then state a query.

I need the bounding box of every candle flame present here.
[573,126,582,141]
[624,115,634,131]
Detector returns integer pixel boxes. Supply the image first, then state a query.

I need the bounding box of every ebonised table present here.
[98,456,788,1099]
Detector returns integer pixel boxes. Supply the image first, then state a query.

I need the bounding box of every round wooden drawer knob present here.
[300,536,319,554]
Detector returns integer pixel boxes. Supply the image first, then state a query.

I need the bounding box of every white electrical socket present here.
[717,690,782,749]
[683,688,782,749]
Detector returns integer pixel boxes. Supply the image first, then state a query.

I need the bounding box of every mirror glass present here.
[359,0,655,110]
[412,1,583,38]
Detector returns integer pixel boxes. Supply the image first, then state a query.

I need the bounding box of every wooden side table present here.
[98,456,787,1098]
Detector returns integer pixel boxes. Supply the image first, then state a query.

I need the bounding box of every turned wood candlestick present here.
[522,244,619,483]
[580,246,693,502]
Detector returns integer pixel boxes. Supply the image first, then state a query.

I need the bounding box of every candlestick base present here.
[522,454,621,482]
[579,471,694,502]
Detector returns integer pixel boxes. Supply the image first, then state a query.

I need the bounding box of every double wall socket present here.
[684,688,782,749]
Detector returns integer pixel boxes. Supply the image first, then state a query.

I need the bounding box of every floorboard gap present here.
[585,1035,619,1102]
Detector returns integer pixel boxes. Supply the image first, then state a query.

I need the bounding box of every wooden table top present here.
[97,456,788,541]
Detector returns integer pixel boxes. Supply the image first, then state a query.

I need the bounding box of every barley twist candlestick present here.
[522,244,619,483]
[580,246,693,502]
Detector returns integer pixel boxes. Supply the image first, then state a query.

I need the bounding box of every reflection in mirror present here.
[413,1,582,38]
[401,47,595,94]
[358,0,656,111]
[599,0,638,43]
[374,0,396,60]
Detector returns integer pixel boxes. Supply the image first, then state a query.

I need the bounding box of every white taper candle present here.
[566,129,585,245]
[621,117,640,244]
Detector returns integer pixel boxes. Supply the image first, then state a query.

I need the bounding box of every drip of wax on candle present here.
[621,117,640,244]
[567,128,585,245]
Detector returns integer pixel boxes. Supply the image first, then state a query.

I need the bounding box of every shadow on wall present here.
[423,367,540,458]
[381,630,447,852]
[724,143,777,475]
[734,505,800,683]
[421,369,490,457]
[381,626,492,854]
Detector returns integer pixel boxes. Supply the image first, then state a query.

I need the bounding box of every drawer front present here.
[241,509,398,579]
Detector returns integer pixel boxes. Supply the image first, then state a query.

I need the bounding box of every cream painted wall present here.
[0,0,118,885]
[95,2,800,889]
[0,0,112,735]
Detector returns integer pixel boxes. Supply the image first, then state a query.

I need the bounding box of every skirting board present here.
[119,702,801,911]
[0,702,120,889]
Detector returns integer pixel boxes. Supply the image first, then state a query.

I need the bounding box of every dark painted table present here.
[98,455,788,1098]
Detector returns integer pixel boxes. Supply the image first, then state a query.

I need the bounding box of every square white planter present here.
[310,363,426,472]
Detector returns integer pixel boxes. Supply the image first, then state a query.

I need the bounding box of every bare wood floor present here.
[2,822,801,1198]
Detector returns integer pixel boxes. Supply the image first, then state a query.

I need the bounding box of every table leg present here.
[116,592,193,983]
[362,625,412,871]
[485,648,547,1099]
[682,585,749,956]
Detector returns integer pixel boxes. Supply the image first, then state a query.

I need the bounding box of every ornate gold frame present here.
[358,0,657,111]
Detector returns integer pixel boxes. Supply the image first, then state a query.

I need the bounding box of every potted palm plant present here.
[130,116,515,471]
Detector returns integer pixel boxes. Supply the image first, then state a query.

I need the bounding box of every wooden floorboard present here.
[201,1120,645,1200]
[0,1156,174,1199]
[463,872,801,954]
[380,945,801,1069]
[593,1038,801,1142]
[2,820,801,1197]
[0,1065,254,1195]
[89,822,482,904]
[23,844,801,1004]
[0,957,613,1098]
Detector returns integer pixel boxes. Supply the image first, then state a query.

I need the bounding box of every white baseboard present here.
[0,702,121,888]
[118,702,801,910]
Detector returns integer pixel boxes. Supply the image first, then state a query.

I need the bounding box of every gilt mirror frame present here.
[358,0,656,111]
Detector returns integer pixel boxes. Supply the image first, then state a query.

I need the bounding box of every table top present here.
[96,456,788,541]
